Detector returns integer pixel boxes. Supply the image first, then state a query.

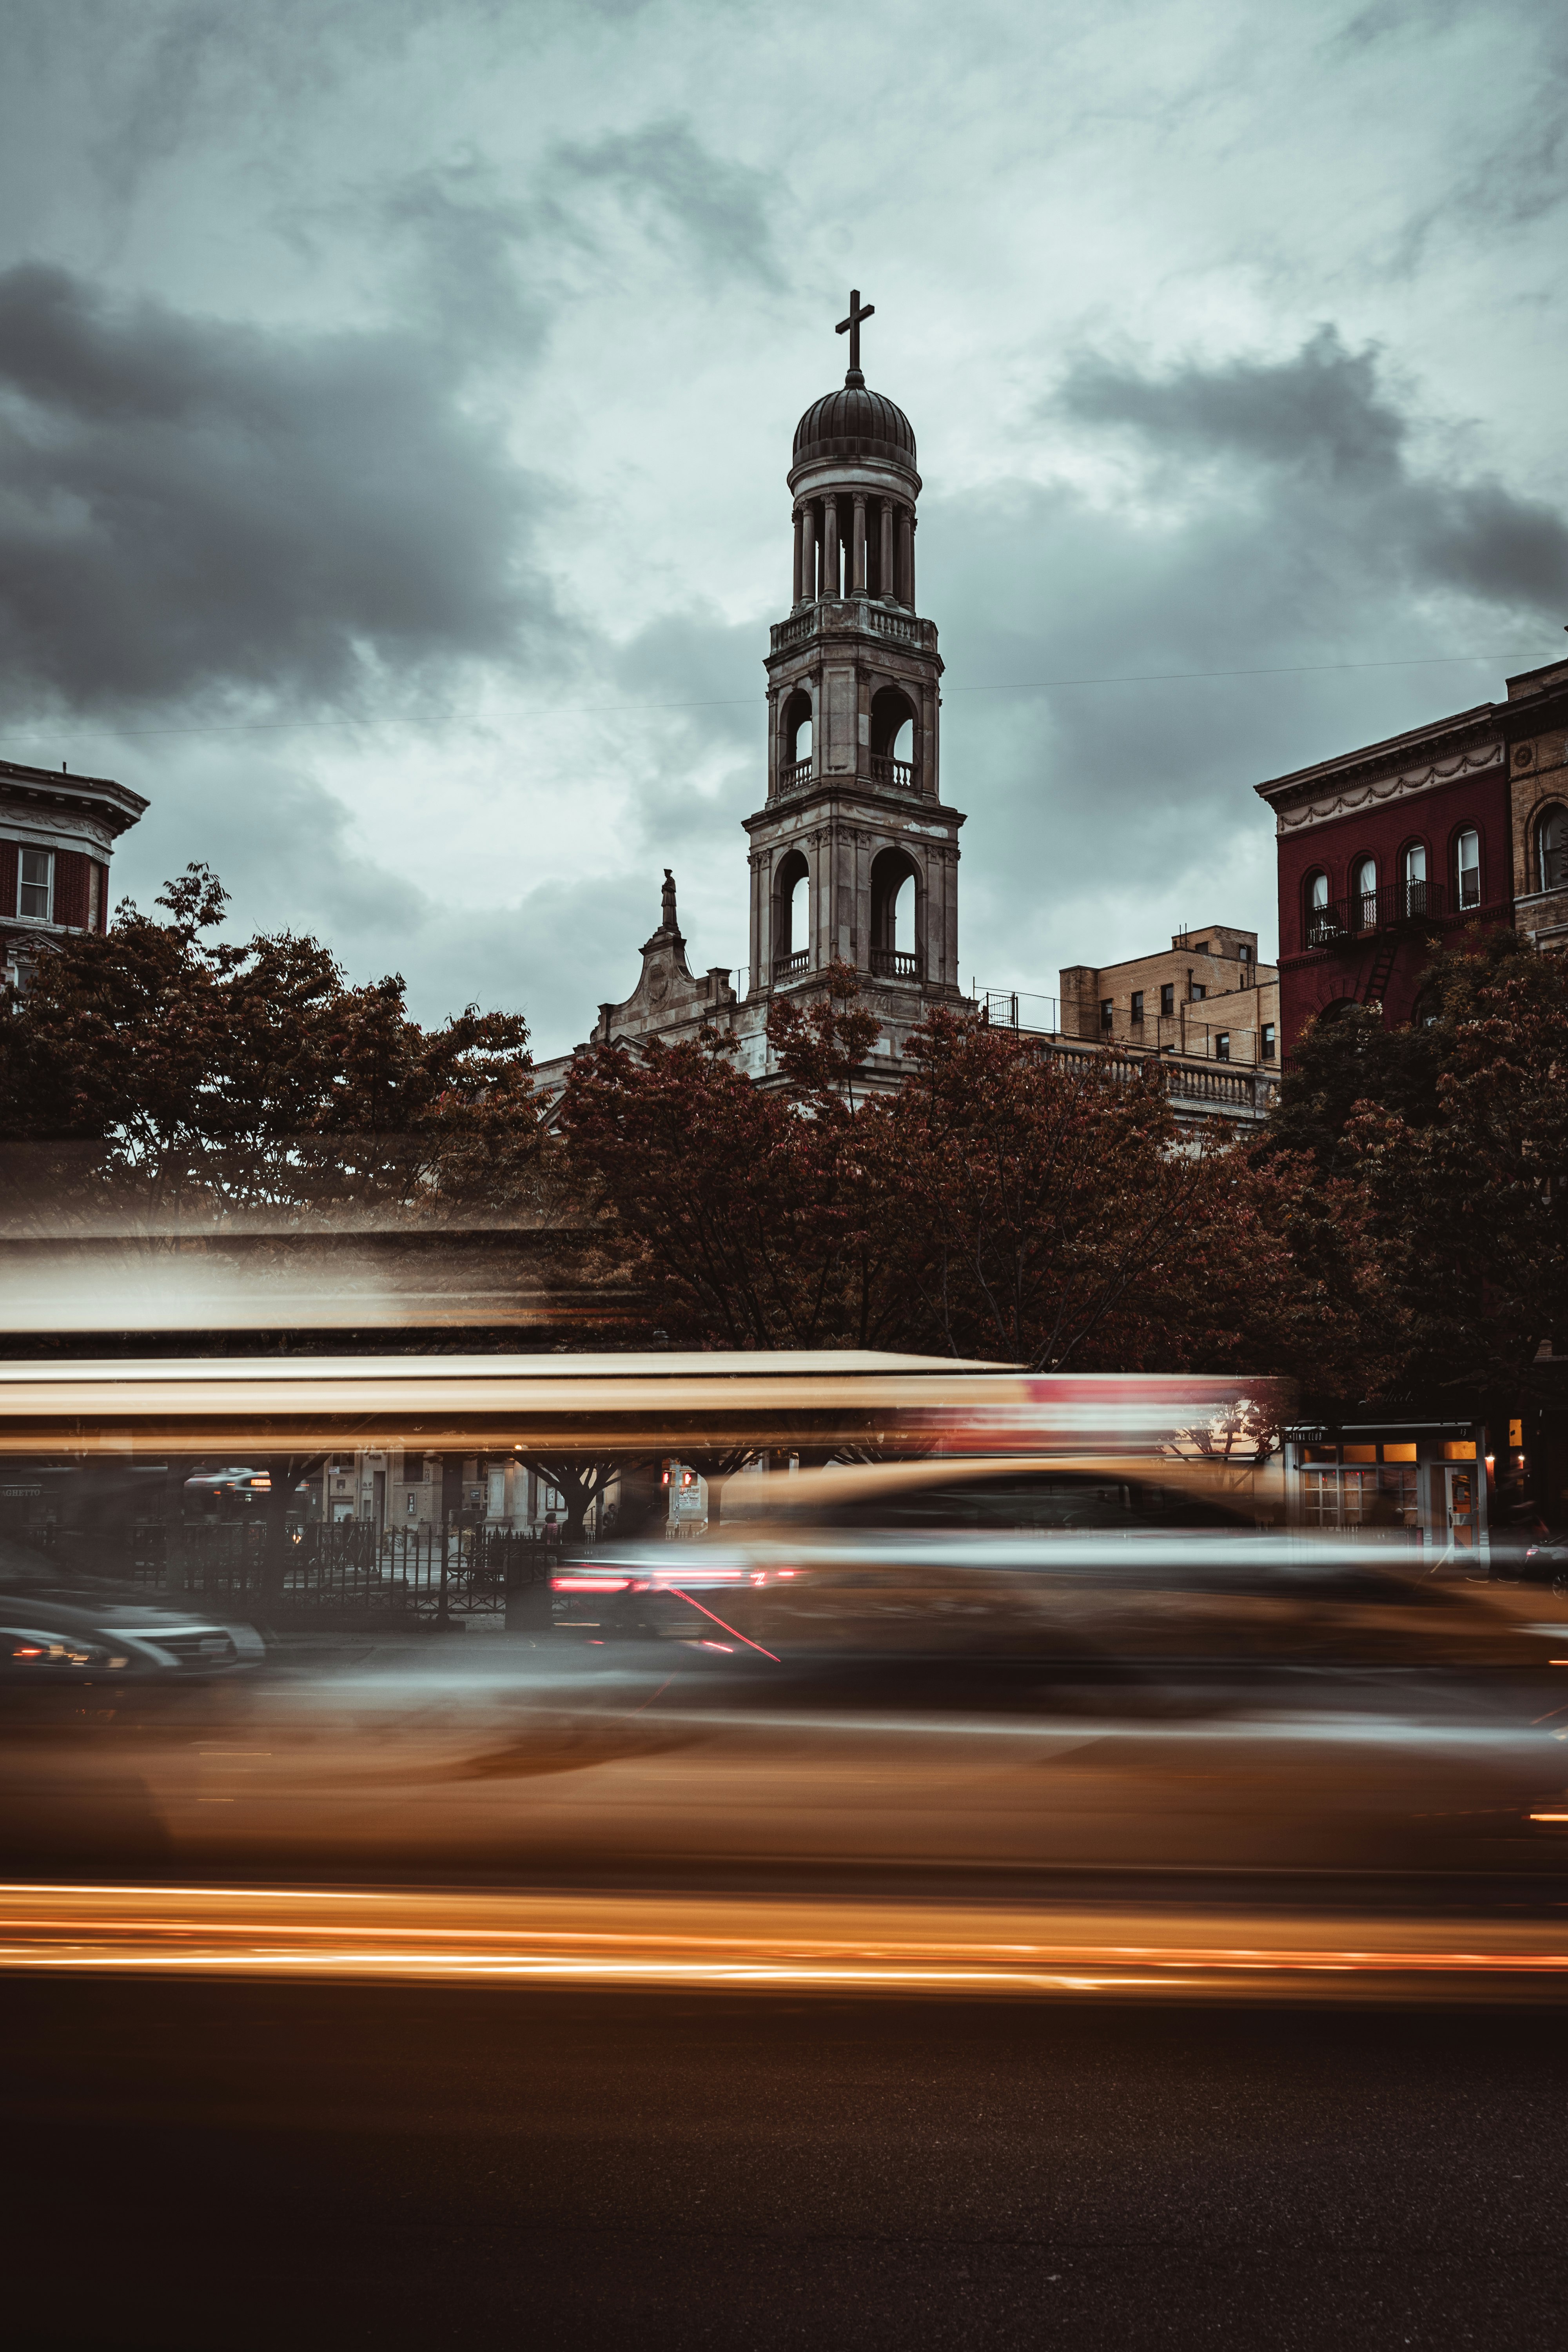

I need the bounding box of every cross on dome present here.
[835,289,875,384]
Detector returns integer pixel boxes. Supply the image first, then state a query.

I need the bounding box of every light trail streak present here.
[2,1884,1566,2002]
[668,1588,781,1661]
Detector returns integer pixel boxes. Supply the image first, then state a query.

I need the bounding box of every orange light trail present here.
[2,1884,1566,2002]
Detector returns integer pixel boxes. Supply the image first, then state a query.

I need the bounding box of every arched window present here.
[780,690,812,788]
[1353,855,1377,929]
[1304,869,1329,946]
[869,686,917,788]
[1539,806,1568,893]
[1401,840,1428,917]
[869,846,921,979]
[772,848,810,978]
[1455,827,1481,910]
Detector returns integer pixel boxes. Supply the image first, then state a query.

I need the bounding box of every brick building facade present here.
[1060,924,1279,1068]
[1254,658,1568,1058]
[0,755,148,988]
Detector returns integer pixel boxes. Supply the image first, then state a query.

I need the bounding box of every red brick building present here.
[0,755,147,988]
[1255,655,1568,1058]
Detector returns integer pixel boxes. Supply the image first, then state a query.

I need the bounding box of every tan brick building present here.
[1059,925,1280,1068]
[1506,655,1568,951]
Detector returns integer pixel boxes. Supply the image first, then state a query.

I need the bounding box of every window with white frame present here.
[18,848,53,922]
[1401,840,1427,915]
[1456,827,1481,909]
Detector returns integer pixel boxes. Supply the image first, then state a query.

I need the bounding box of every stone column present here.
[823,495,839,601]
[851,494,867,594]
[792,508,803,607]
[878,501,894,601]
[897,507,913,607]
[908,514,917,610]
[801,503,818,603]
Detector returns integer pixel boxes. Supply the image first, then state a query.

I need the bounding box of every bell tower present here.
[743,292,968,1043]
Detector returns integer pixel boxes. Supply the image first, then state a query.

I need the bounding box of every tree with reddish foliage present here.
[0,864,543,1609]
[558,959,906,1351]
[0,862,541,1225]
[562,976,1393,1410]
[1343,939,1568,1417]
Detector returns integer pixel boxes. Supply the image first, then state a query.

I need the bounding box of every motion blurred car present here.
[1518,1538,1568,1594]
[183,1466,272,1505]
[0,1571,265,1683]
[553,1456,1545,1674]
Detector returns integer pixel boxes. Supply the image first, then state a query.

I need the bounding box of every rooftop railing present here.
[772,949,810,981]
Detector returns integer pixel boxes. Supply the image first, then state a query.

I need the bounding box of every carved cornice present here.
[1272,743,1503,835]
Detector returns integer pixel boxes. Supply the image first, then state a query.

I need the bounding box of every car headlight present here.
[3,1628,129,1670]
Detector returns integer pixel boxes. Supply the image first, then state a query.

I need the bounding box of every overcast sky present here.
[1,0,1565,1052]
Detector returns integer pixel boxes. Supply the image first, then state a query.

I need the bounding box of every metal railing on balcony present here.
[868,754,915,790]
[779,755,813,792]
[772,949,810,981]
[869,947,920,980]
[1307,879,1447,947]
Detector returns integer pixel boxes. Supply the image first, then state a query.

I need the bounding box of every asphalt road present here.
[7,1979,1566,2350]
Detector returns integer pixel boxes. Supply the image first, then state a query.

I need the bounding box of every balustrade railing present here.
[868,754,915,790]
[779,755,813,792]
[772,949,810,980]
[771,610,817,652]
[869,947,920,979]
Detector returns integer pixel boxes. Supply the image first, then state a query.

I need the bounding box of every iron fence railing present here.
[1307,878,1448,946]
[127,1518,568,1622]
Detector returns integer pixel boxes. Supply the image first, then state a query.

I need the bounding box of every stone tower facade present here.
[744,301,969,1050]
[532,297,971,1101]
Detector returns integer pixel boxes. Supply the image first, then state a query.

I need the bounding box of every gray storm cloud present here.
[0,262,562,712]
[1055,328,1568,614]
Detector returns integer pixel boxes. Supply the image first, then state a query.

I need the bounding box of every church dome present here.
[792,379,916,470]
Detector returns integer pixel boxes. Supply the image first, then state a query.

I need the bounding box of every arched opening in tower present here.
[869,846,921,980]
[869,687,916,789]
[773,847,811,975]
[781,689,812,786]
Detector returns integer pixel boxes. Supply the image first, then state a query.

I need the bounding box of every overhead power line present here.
[4,648,1558,745]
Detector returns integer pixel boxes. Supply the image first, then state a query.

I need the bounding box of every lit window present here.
[1130,990,1144,1023]
[1456,828,1481,909]
[1215,1032,1230,1061]
[18,849,53,922]
[1160,982,1174,1016]
[1262,1023,1276,1062]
